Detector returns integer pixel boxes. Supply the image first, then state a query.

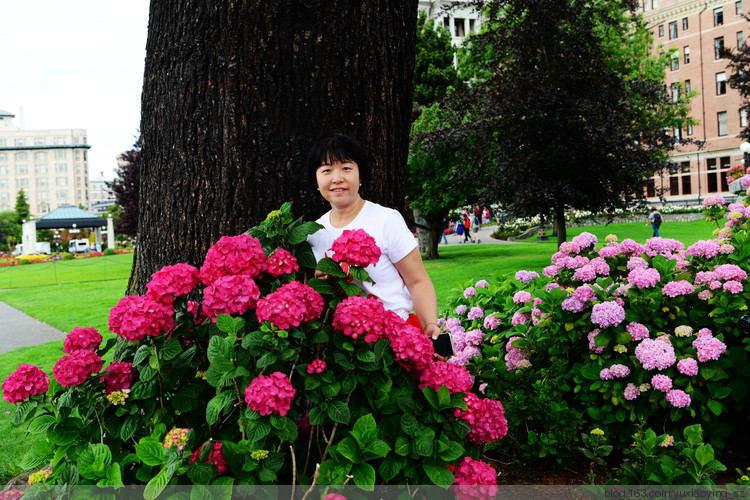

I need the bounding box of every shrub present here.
[61,253,74,261]
[3,203,506,489]
[103,248,115,256]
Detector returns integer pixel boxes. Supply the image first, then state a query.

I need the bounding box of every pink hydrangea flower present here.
[109,295,175,342]
[686,240,720,259]
[662,281,695,298]
[573,285,596,303]
[329,229,381,268]
[467,306,484,320]
[146,263,200,304]
[599,368,613,380]
[546,283,561,292]
[573,265,597,282]
[265,248,300,277]
[697,290,713,301]
[515,270,539,283]
[505,336,531,371]
[623,383,640,401]
[619,239,646,256]
[714,264,747,281]
[627,257,649,270]
[333,296,387,341]
[562,297,587,313]
[626,322,650,341]
[635,338,676,370]
[677,358,699,376]
[692,335,727,362]
[101,362,136,394]
[163,427,190,450]
[644,238,684,258]
[475,279,490,288]
[598,245,621,258]
[666,389,691,408]
[651,374,673,392]
[702,195,726,207]
[512,291,532,304]
[418,362,473,394]
[511,311,531,325]
[307,359,326,374]
[54,350,103,388]
[2,365,49,404]
[451,346,482,366]
[452,456,498,500]
[189,442,228,476]
[588,329,605,353]
[463,287,477,299]
[63,327,102,354]
[256,281,324,330]
[572,232,598,250]
[202,274,261,322]
[627,267,660,288]
[388,323,435,370]
[483,314,501,330]
[199,234,267,285]
[590,301,625,328]
[543,265,560,278]
[609,364,630,378]
[454,393,508,444]
[455,305,468,316]
[723,281,744,294]
[244,372,295,416]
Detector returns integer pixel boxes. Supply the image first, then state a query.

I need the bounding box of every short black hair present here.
[305,133,370,188]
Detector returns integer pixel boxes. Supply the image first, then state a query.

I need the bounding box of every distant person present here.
[462,212,471,243]
[482,206,490,225]
[646,207,662,237]
[454,214,464,243]
[440,217,449,245]
[471,212,481,244]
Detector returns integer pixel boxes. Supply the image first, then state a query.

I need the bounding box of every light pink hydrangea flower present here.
[666,389,691,408]
[627,267,661,288]
[626,322,650,341]
[512,291,533,304]
[635,338,676,370]
[651,374,673,392]
[590,301,626,328]
[677,358,699,376]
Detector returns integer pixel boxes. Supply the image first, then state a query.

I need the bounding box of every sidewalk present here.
[436,224,526,246]
[0,300,66,354]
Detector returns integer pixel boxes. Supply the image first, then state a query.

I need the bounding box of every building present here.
[0,109,91,215]
[89,171,116,216]
[418,0,482,46]
[642,0,749,204]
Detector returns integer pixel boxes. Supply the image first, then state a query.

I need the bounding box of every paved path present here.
[0,300,66,354]
[434,223,527,247]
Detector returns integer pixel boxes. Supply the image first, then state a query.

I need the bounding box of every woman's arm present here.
[394,248,441,340]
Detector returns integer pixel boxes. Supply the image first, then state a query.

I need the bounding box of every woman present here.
[305,133,441,341]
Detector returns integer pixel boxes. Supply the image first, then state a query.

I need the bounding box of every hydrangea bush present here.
[442,179,750,463]
[2,203,506,493]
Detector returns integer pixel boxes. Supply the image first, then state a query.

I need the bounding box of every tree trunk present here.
[554,203,567,249]
[131,0,418,294]
[412,209,442,260]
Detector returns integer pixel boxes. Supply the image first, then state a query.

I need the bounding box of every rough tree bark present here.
[130,0,418,294]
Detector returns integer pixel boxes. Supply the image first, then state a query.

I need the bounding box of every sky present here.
[1,0,150,180]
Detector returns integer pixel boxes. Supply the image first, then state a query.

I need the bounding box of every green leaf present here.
[327,400,351,424]
[400,412,419,436]
[336,437,361,463]
[424,458,454,485]
[207,336,234,372]
[102,463,123,486]
[308,406,326,425]
[413,428,435,456]
[289,222,324,244]
[159,338,183,360]
[173,383,204,412]
[438,440,464,462]
[353,414,378,445]
[422,387,439,410]
[316,257,347,278]
[19,448,48,470]
[394,436,410,456]
[78,443,112,480]
[12,402,35,426]
[144,469,170,500]
[695,444,715,467]
[256,352,278,368]
[321,381,341,398]
[136,440,167,467]
[270,416,298,442]
[206,392,232,426]
[707,400,723,416]
[120,415,138,442]
[351,462,376,490]
[357,349,377,363]
[437,385,451,410]
[245,420,272,443]
[378,455,407,482]
[363,439,391,459]
[133,344,152,366]
[216,315,237,334]
[27,414,56,434]
[341,372,357,393]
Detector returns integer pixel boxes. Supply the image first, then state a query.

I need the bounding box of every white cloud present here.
[0,0,150,180]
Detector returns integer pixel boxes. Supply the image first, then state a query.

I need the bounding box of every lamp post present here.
[741,141,750,173]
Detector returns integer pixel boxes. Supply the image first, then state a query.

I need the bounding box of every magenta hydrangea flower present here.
[63,327,103,354]
[109,295,175,342]
[455,304,468,316]
[329,229,381,268]
[244,372,295,416]
[189,442,228,476]
[627,267,661,288]
[418,362,473,394]
[332,295,388,342]
[692,335,727,362]
[202,274,261,322]
[651,374,673,392]
[146,263,201,304]
[463,287,477,299]
[623,383,640,401]
[662,280,695,298]
[590,301,625,328]
[265,248,300,277]
[2,365,49,404]
[101,362,136,394]
[199,234,267,285]
[256,281,324,330]
[452,456,498,500]
[455,393,508,445]
[677,358,699,376]
[483,314,501,330]
[388,323,435,370]
[467,306,484,320]
[635,338,677,370]
[666,389,691,408]
[54,350,103,388]
[515,270,540,284]
[306,359,326,374]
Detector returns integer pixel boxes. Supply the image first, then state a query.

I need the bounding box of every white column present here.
[107,216,115,249]
[22,220,37,254]
[95,227,102,251]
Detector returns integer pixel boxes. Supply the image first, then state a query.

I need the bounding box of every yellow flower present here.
[590,428,605,436]
[106,389,130,406]
[266,210,283,222]
[251,450,269,461]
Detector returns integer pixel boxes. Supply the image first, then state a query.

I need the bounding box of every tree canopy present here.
[724,23,750,140]
[428,0,691,246]
[107,136,140,236]
[413,11,463,106]
[15,189,30,222]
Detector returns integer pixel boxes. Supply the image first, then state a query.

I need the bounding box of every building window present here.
[37,178,48,187]
[34,137,45,146]
[682,17,689,30]
[455,18,465,37]
[647,179,656,197]
[707,158,717,170]
[35,165,47,174]
[741,109,748,127]
[15,164,27,175]
[56,177,68,186]
[738,31,745,49]
[0,153,6,162]
[715,7,724,26]
[55,164,67,172]
[718,111,729,135]
[715,37,725,59]
[670,175,680,195]
[737,1,743,15]
[673,127,682,140]
[54,150,67,159]
[15,152,27,160]
[15,138,24,146]
[669,21,678,39]
[57,190,68,199]
[38,191,48,200]
[685,80,691,94]
[16,178,28,188]
[721,156,731,170]
[55,137,65,145]
[684,46,690,63]
[717,72,727,95]
[687,123,694,135]
[680,161,691,173]
[682,176,692,194]
[0,166,6,174]
[671,53,679,70]
[708,173,719,192]
[671,83,680,102]
[659,25,664,37]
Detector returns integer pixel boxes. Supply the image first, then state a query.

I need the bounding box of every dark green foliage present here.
[413,11,463,106]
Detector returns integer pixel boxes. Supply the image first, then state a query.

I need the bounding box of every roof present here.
[35,204,106,229]
[0,109,14,117]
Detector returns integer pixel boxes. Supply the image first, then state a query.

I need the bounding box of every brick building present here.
[643,0,749,204]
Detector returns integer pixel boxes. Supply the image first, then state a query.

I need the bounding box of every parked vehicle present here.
[17,252,49,261]
[12,242,51,255]
[68,239,90,254]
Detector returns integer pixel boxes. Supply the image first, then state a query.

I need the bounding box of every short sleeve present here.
[383,209,417,264]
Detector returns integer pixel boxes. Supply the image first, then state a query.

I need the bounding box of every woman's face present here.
[315,159,361,209]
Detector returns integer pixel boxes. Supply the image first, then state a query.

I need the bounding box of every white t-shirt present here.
[308,201,418,319]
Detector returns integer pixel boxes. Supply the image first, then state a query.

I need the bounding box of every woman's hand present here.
[423,322,441,341]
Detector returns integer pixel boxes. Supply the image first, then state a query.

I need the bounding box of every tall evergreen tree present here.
[107,136,141,236]
[413,11,463,106]
[14,189,30,222]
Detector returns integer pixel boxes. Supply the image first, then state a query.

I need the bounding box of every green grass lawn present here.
[0,219,718,483]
